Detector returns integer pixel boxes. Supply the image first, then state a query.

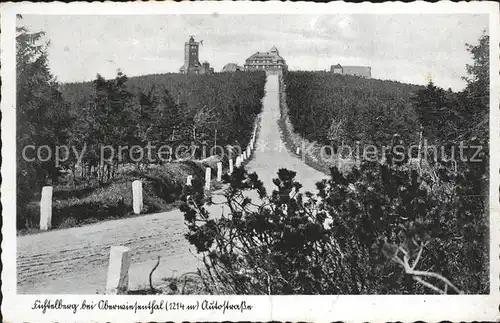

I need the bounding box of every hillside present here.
[284,71,424,148]
[60,71,266,151]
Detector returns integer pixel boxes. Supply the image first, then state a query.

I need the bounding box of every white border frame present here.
[1,2,499,322]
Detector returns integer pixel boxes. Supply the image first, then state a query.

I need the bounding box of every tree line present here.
[284,32,488,157]
[284,71,423,149]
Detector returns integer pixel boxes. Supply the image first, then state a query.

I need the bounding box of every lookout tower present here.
[185,36,200,69]
[179,36,212,74]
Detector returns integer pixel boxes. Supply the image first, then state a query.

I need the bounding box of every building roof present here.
[246,46,285,63]
[222,63,244,72]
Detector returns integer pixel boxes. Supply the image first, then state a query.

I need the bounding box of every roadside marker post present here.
[205,167,211,190]
[217,162,223,181]
[40,186,53,231]
[106,246,131,295]
[132,180,143,215]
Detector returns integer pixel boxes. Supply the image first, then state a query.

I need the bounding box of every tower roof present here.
[270,45,279,53]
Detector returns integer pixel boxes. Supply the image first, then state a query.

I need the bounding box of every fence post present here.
[186,175,193,186]
[40,186,53,231]
[132,180,143,215]
[217,162,222,181]
[247,146,251,157]
[236,156,241,168]
[205,167,211,190]
[106,246,131,295]
[229,159,234,174]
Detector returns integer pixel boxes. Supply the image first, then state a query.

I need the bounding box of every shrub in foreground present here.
[181,157,487,294]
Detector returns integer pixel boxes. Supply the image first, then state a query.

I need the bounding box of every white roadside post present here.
[132,180,143,215]
[296,147,301,155]
[186,175,193,186]
[235,156,241,168]
[106,246,131,295]
[217,162,223,181]
[247,146,251,157]
[205,167,211,190]
[39,186,53,231]
[229,159,234,174]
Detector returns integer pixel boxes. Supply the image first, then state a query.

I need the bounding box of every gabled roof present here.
[246,48,285,62]
[332,63,342,68]
[270,45,279,53]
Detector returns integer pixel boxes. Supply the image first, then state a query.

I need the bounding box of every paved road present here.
[246,74,325,192]
[17,74,326,294]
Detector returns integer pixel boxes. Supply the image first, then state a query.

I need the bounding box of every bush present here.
[181,154,488,294]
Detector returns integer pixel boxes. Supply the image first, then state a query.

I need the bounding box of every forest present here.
[284,71,423,147]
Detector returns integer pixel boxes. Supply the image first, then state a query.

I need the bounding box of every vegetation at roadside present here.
[182,156,487,294]
[18,160,214,233]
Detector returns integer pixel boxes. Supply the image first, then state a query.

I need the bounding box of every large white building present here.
[244,46,288,72]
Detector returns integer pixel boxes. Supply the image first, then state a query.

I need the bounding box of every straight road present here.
[246,74,325,192]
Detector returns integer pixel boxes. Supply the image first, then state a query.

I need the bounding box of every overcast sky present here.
[20,14,488,91]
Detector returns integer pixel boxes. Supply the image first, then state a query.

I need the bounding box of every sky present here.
[20,14,488,91]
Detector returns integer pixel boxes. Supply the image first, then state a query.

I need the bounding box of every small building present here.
[331,64,371,78]
[244,46,288,72]
[222,63,244,72]
[179,36,213,75]
[202,61,214,74]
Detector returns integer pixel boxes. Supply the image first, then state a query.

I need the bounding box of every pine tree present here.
[16,17,72,228]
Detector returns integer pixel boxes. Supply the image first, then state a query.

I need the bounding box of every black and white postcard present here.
[1,1,499,321]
